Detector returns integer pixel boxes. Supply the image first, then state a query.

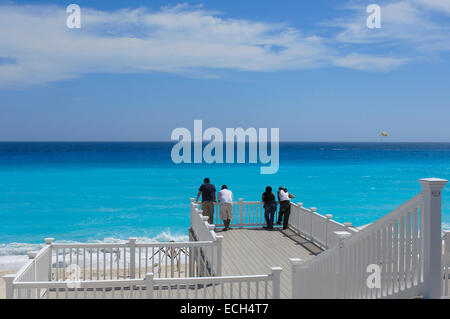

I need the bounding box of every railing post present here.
[296,203,303,233]
[334,231,351,299]
[45,238,54,281]
[443,231,450,296]
[239,198,244,228]
[310,207,316,241]
[145,273,154,299]
[27,251,38,282]
[270,267,282,299]
[190,198,195,228]
[289,258,302,298]
[325,214,333,248]
[419,178,447,298]
[215,236,223,276]
[344,222,353,232]
[3,274,15,299]
[128,238,137,279]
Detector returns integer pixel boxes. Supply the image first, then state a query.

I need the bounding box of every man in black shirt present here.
[196,178,216,224]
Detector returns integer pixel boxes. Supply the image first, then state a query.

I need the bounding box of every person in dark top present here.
[196,178,216,224]
[262,186,276,230]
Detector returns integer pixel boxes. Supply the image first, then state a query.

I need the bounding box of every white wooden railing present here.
[289,203,358,249]
[190,201,223,276]
[3,237,223,299]
[149,267,282,299]
[291,178,447,299]
[194,197,354,243]
[4,268,281,299]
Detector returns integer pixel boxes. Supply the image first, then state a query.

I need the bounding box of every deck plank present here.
[218,227,321,299]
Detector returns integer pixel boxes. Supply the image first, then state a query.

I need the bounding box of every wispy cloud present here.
[327,0,450,56]
[0,2,448,88]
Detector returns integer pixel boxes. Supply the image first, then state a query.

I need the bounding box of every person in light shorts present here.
[218,185,233,231]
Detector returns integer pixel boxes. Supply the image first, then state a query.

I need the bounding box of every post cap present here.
[128,238,137,243]
[419,178,448,190]
[310,207,317,212]
[238,198,244,201]
[297,203,303,207]
[344,222,353,227]
[334,231,352,240]
[190,198,195,202]
[2,274,15,282]
[45,238,54,245]
[27,251,38,259]
[289,258,303,266]
[270,266,283,273]
[325,214,333,219]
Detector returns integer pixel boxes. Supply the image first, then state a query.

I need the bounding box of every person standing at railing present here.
[277,186,295,230]
[196,177,216,224]
[262,186,276,230]
[218,185,233,231]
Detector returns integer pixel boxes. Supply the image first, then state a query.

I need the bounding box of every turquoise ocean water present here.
[1,142,450,267]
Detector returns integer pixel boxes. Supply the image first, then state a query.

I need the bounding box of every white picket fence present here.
[4,268,281,299]
[291,178,447,299]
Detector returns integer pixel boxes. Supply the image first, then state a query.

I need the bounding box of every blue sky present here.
[0,0,449,141]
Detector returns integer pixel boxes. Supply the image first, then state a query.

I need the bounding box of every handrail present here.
[345,192,423,246]
[291,178,447,299]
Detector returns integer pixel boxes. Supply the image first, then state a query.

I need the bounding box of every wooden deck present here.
[217,227,322,299]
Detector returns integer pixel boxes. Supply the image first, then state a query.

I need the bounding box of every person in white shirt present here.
[277,186,295,230]
[218,185,233,231]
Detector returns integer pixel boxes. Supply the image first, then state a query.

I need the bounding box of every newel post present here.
[239,198,244,229]
[215,235,224,276]
[289,258,302,299]
[128,238,137,279]
[271,267,282,299]
[419,178,447,299]
[334,231,351,299]
[145,273,154,299]
[3,274,15,299]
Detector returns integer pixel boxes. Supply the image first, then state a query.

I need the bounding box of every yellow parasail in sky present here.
[381,131,388,137]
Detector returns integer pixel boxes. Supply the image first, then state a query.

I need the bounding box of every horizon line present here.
[1,141,450,143]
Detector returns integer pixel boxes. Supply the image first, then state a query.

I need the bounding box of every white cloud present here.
[0,2,445,88]
[334,54,408,71]
[329,0,450,55]
[414,0,450,15]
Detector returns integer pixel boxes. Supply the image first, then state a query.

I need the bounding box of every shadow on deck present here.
[216,227,322,299]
